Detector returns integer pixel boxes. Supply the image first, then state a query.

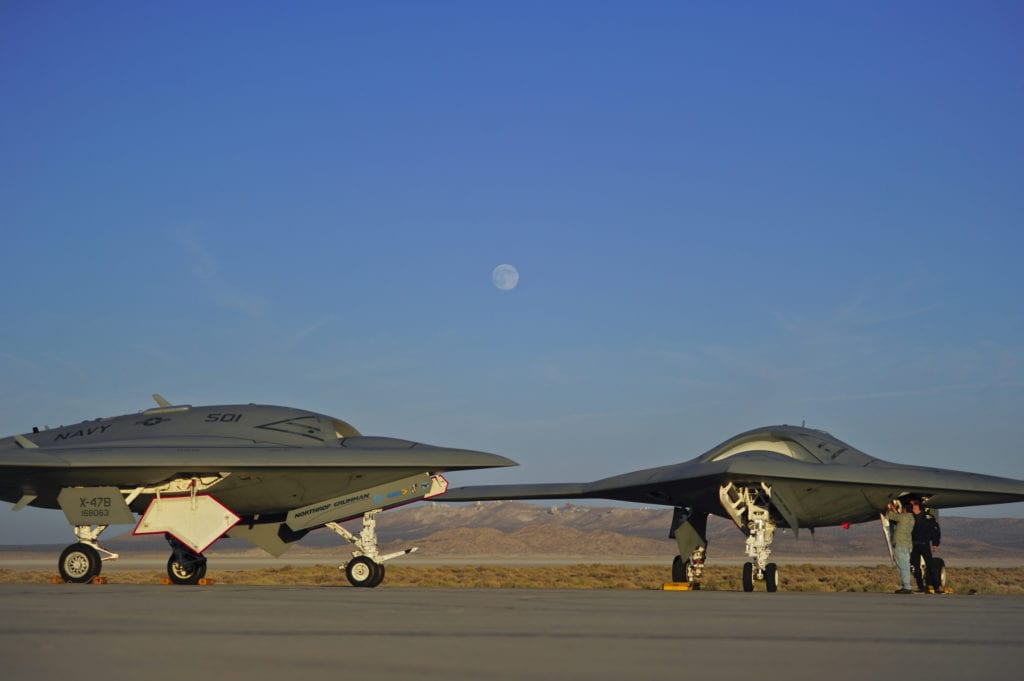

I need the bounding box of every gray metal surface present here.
[0,398,516,584]
[1,585,1021,680]
[445,424,1024,523]
[0,401,515,514]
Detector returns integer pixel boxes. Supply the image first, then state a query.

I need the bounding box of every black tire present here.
[346,556,379,587]
[671,555,686,582]
[167,554,206,585]
[742,562,754,592]
[59,543,101,583]
[366,562,386,588]
[765,563,779,592]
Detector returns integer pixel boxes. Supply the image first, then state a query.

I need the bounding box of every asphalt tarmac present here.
[2,585,1021,680]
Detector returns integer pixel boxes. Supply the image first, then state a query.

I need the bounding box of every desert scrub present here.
[3,564,1023,593]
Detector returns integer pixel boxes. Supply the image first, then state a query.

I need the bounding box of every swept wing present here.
[444,424,1024,591]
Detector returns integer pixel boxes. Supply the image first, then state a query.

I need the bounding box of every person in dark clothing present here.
[909,497,941,592]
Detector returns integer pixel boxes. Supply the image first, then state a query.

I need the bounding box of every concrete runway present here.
[2,585,1021,681]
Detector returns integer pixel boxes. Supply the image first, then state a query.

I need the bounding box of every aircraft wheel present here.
[672,555,686,582]
[346,556,381,587]
[765,562,779,592]
[59,543,101,583]
[742,562,754,592]
[366,562,386,588]
[167,555,206,585]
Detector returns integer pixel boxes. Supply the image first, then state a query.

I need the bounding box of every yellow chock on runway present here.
[663,582,693,591]
[50,575,65,585]
[198,578,214,586]
[161,577,173,585]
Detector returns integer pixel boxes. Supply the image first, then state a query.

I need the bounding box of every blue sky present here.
[2,2,1023,543]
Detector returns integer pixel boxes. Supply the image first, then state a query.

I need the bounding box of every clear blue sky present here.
[2,2,1023,543]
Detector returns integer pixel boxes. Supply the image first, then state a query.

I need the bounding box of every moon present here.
[491,264,519,291]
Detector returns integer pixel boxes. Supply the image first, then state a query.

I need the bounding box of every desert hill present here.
[355,501,1024,562]
[11,501,1021,564]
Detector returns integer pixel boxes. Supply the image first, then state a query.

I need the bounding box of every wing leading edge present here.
[0,438,516,471]
[444,439,1024,522]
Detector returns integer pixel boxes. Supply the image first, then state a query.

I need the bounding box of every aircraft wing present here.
[0,436,516,472]
[442,482,591,501]
[0,436,516,512]
[443,451,1024,522]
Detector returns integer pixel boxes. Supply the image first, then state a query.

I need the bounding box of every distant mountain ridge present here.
[7,501,1022,563]
[361,501,1024,561]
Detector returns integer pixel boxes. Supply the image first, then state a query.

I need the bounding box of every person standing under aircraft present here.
[909,497,942,592]
[885,500,915,594]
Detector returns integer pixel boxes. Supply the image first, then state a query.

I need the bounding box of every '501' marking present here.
[206,413,242,423]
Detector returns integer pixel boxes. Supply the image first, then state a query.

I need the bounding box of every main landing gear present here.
[58,529,211,585]
[326,509,417,588]
[57,525,118,583]
[670,507,709,590]
[59,543,102,583]
[672,546,706,588]
[165,535,208,585]
[53,481,229,585]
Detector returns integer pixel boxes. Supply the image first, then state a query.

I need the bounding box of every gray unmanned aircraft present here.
[0,395,514,586]
[444,425,1024,591]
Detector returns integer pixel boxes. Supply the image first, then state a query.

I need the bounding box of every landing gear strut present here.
[721,483,780,592]
[672,546,706,587]
[670,507,709,589]
[327,509,417,588]
[57,525,118,583]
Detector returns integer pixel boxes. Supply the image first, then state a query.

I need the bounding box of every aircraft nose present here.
[423,446,518,470]
[401,438,518,469]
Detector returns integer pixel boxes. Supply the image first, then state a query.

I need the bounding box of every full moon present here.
[491,264,519,291]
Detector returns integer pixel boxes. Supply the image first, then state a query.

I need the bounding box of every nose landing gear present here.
[327,509,418,588]
[721,483,781,592]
